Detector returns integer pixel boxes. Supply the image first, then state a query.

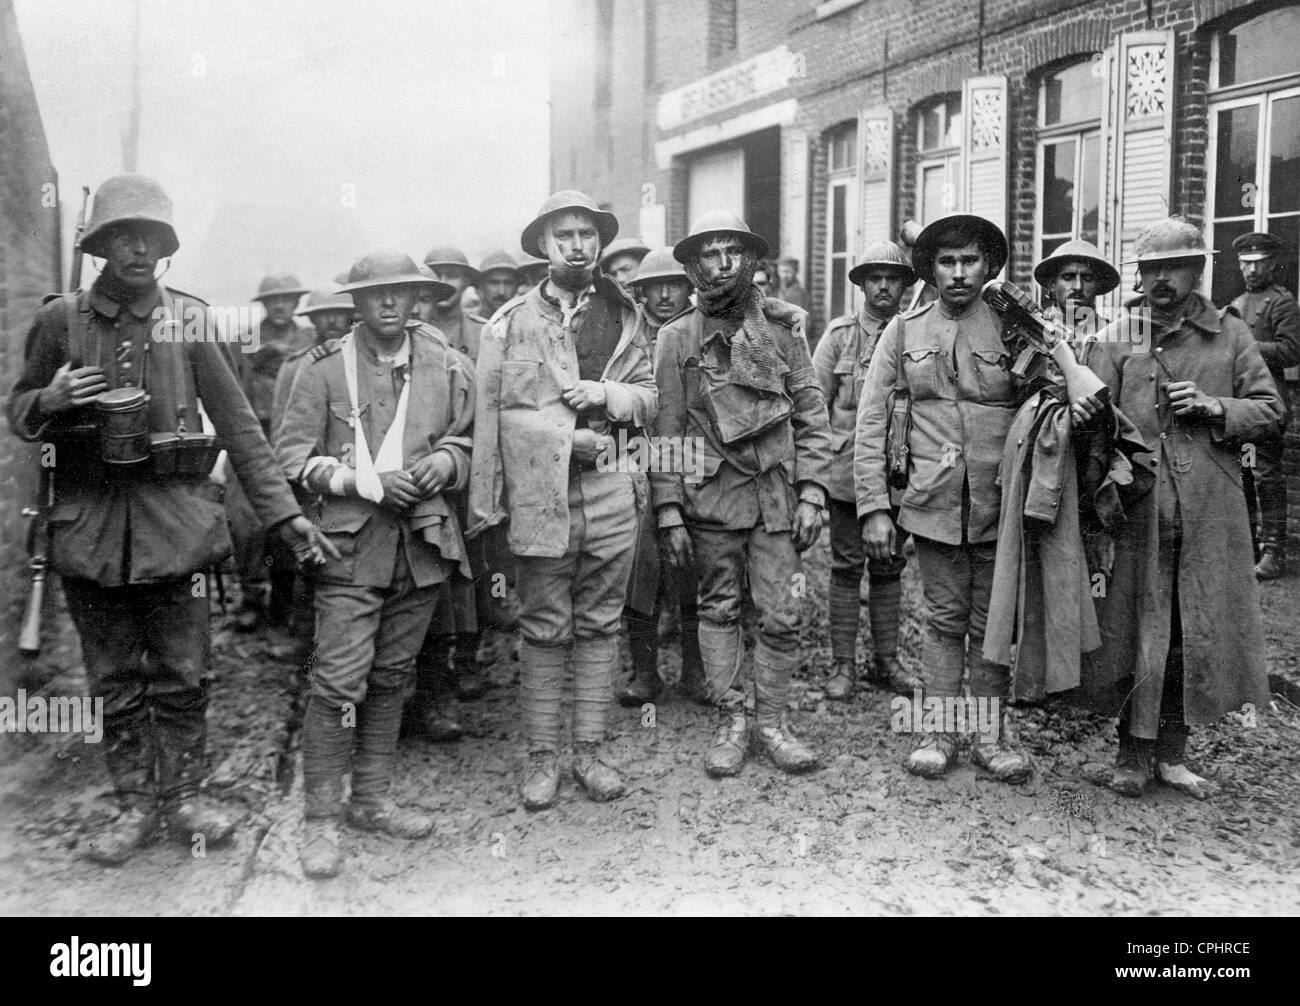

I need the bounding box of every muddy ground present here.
[2,531,1298,916]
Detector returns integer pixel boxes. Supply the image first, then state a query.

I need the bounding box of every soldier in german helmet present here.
[7,174,335,866]
[1077,217,1281,799]
[653,210,833,779]
[277,249,472,877]
[813,240,920,701]
[1230,231,1299,579]
[468,189,657,810]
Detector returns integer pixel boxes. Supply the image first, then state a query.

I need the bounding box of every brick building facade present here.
[550,0,1300,540]
[0,0,62,652]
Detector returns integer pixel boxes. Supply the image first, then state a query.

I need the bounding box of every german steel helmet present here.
[477,249,521,278]
[600,237,651,270]
[1124,217,1216,264]
[294,283,354,317]
[521,189,619,258]
[631,247,688,285]
[254,272,310,301]
[422,245,480,281]
[340,249,455,300]
[1232,231,1282,262]
[80,174,180,258]
[910,213,1008,286]
[1033,238,1120,294]
[673,210,770,264]
[848,240,916,287]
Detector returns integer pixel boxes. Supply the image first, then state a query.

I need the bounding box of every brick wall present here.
[0,0,62,655]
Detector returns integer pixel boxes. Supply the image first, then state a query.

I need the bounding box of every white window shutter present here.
[960,75,1009,239]
[781,127,809,276]
[857,107,894,251]
[1100,30,1176,299]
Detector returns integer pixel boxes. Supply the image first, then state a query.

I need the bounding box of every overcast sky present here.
[13,0,552,300]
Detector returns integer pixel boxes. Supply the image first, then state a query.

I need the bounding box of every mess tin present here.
[95,387,151,465]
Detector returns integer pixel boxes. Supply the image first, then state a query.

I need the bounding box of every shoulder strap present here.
[63,291,91,367]
[893,313,908,395]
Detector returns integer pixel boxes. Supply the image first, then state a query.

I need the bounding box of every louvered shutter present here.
[857,107,894,249]
[960,76,1009,241]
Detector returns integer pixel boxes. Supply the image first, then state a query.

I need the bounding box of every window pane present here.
[921,164,946,224]
[1217,8,1300,88]
[1043,61,1103,126]
[1080,132,1100,243]
[831,259,847,317]
[832,186,847,253]
[1264,214,1298,297]
[1210,218,1258,305]
[1269,94,1300,214]
[1042,140,1076,235]
[1214,104,1259,218]
[921,105,943,151]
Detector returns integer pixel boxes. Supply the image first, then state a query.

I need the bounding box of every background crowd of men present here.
[8,170,1296,879]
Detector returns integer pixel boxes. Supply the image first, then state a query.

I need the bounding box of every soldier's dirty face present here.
[1239,256,1274,292]
[604,253,642,287]
[104,225,165,290]
[538,212,600,273]
[310,308,354,339]
[479,270,518,314]
[860,268,908,315]
[933,243,988,310]
[411,287,437,323]
[262,294,299,328]
[696,236,750,288]
[1051,261,1100,312]
[638,278,691,323]
[355,283,418,339]
[429,267,471,308]
[1139,258,1202,311]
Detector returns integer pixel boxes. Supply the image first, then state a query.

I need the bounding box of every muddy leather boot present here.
[751,642,819,774]
[300,694,352,878]
[453,632,488,700]
[1109,721,1153,798]
[408,635,463,743]
[155,690,238,846]
[970,709,1032,784]
[348,679,433,839]
[84,708,160,866]
[905,733,958,779]
[705,706,749,778]
[571,636,626,800]
[519,640,565,810]
[698,619,749,776]
[868,578,918,693]
[826,574,859,700]
[619,608,662,707]
[1255,544,1285,581]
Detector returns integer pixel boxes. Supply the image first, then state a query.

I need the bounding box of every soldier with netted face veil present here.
[652,211,833,780]
[7,173,335,866]
[468,190,657,811]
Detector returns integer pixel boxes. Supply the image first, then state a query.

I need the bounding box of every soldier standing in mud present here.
[652,211,833,779]
[812,240,921,701]
[277,250,474,877]
[468,189,657,811]
[7,173,334,866]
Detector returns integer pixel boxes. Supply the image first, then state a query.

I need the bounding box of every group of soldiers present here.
[8,171,1295,880]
